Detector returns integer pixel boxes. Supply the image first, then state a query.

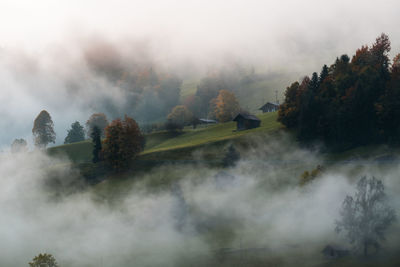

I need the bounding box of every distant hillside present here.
[180,72,298,114]
[48,112,281,164]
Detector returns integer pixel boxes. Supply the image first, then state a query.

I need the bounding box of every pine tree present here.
[91,126,102,163]
[64,121,85,144]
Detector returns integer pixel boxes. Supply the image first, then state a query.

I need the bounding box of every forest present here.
[278,34,400,149]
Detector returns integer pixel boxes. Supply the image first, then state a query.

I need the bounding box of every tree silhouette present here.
[29,253,58,267]
[32,110,56,149]
[102,115,145,170]
[91,126,102,163]
[213,90,240,122]
[64,121,85,144]
[335,176,396,256]
[222,144,240,167]
[167,105,193,127]
[11,138,28,153]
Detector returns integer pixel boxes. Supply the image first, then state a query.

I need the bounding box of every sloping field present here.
[47,112,281,163]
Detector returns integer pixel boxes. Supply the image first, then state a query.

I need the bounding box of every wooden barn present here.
[259,102,279,113]
[233,113,261,130]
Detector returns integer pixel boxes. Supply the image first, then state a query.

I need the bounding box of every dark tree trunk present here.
[364,242,368,257]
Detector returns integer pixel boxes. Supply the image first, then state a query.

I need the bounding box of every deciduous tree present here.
[11,138,28,153]
[167,105,193,126]
[102,115,145,170]
[335,176,396,256]
[213,90,240,122]
[32,110,56,149]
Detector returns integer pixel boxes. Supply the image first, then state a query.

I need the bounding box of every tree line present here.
[13,111,144,171]
[278,33,400,149]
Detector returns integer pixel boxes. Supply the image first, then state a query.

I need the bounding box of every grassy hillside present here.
[47,112,281,163]
[144,112,280,154]
[47,140,93,163]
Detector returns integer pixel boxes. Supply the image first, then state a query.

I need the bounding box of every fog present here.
[1,136,399,266]
[0,0,400,147]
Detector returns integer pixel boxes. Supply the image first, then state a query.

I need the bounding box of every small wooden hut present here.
[259,102,279,113]
[233,113,261,130]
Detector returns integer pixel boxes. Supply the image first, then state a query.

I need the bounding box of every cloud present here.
[1,136,399,265]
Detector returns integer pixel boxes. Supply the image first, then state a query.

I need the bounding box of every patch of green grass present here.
[143,112,281,155]
[47,140,93,163]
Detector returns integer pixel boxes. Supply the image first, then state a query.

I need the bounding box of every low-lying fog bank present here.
[1,138,399,266]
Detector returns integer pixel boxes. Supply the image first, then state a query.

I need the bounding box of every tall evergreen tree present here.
[64,121,85,144]
[91,126,102,163]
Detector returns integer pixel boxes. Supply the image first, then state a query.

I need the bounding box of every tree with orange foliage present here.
[213,90,240,122]
[102,115,145,170]
[278,33,399,148]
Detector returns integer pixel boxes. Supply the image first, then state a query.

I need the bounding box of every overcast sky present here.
[0,0,399,147]
[0,0,398,57]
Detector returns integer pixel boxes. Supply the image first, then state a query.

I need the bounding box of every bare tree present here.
[335,176,396,256]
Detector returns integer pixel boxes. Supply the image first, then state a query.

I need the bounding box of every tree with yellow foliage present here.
[213,90,240,122]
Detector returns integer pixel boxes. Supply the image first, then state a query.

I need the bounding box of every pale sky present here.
[0,0,399,147]
[0,0,399,59]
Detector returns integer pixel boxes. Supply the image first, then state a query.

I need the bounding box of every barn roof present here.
[259,102,279,109]
[199,118,217,123]
[233,113,261,121]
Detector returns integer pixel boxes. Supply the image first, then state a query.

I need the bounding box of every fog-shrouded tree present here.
[29,253,58,267]
[91,126,102,163]
[183,94,202,118]
[32,110,56,149]
[64,121,85,144]
[195,75,224,118]
[335,176,396,256]
[86,113,109,138]
[222,144,240,167]
[165,120,184,134]
[11,138,28,153]
[167,105,193,127]
[102,115,145,170]
[213,90,240,122]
